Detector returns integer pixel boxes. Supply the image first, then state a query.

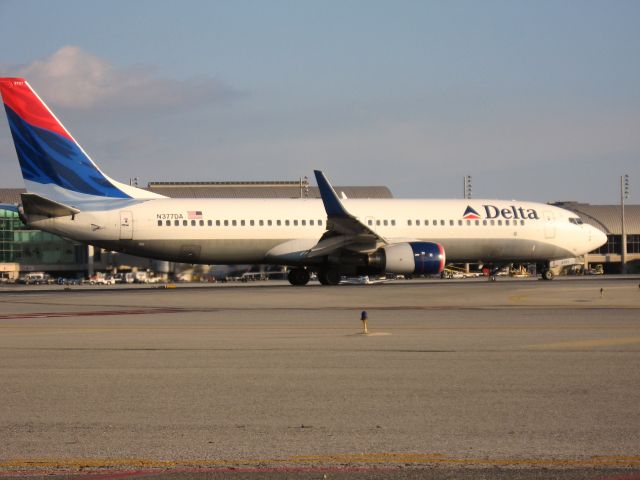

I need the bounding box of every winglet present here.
[314,170,352,218]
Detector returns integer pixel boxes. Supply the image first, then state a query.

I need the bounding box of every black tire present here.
[287,268,310,286]
[541,269,555,281]
[318,269,341,286]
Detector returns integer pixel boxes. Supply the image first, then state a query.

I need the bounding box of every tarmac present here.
[0,277,639,479]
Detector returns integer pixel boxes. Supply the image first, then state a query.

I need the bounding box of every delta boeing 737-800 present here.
[0,78,606,285]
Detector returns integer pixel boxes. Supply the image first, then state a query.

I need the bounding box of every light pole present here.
[464,175,472,199]
[463,175,472,274]
[621,174,629,273]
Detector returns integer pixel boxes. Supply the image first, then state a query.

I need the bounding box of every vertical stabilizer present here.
[0,78,164,204]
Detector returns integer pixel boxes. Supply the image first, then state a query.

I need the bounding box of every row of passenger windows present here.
[158,219,324,227]
[369,218,527,227]
[158,217,526,228]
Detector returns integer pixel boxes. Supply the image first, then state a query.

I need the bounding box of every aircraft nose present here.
[591,227,607,249]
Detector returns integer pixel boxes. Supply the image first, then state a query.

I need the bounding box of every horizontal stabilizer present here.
[21,193,81,218]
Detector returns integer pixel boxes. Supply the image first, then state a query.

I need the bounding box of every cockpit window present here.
[569,217,584,225]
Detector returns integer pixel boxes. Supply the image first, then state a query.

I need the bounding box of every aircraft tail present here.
[0,78,164,205]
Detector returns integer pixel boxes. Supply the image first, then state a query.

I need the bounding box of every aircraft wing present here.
[305,170,388,258]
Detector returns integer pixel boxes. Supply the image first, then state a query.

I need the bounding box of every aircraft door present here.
[543,211,555,239]
[119,211,133,240]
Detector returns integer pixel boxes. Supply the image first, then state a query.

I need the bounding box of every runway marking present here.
[529,337,640,349]
[0,308,191,320]
[2,454,640,471]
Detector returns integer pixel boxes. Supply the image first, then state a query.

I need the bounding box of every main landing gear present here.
[286,267,341,286]
[317,269,341,286]
[287,268,310,286]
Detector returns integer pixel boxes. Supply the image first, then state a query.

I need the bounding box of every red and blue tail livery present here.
[0,78,160,204]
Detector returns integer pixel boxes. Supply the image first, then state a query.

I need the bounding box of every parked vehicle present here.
[17,272,52,285]
[88,274,116,285]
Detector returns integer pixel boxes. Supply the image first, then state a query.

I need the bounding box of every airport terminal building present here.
[1,184,639,279]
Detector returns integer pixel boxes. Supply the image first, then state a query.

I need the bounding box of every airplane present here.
[0,77,607,285]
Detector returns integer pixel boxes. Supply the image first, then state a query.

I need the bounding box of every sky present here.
[0,0,638,203]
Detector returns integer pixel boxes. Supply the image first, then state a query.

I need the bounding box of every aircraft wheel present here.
[318,269,341,286]
[541,269,555,281]
[287,268,310,286]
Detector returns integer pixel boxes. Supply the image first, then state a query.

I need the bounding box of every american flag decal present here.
[188,211,203,220]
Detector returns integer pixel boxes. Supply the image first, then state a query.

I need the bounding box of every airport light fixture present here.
[464,175,472,199]
[620,174,629,274]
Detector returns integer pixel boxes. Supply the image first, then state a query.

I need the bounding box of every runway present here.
[1,278,639,479]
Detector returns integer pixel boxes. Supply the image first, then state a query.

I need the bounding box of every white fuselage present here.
[28,197,606,266]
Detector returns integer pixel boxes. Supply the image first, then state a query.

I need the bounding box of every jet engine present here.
[368,242,445,275]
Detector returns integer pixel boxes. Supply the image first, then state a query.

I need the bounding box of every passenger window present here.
[259,220,264,226]
[376,220,381,226]
[482,220,487,226]
[157,220,162,226]
[191,220,196,226]
[310,220,314,226]
[285,220,290,226]
[497,220,502,226]
[458,220,462,226]
[467,220,471,226]
[174,220,179,226]
[240,220,245,226]
[425,220,429,226]
[293,220,298,226]
[391,219,396,226]
[490,220,495,226]
[520,220,525,226]
[199,220,204,226]
[277,220,281,226]
[183,220,188,226]
[216,220,221,226]
[408,220,412,226]
[383,220,388,226]
[208,220,212,226]
[268,220,273,226]
[505,220,510,226]
[166,220,171,226]
[449,220,454,226]
[440,220,445,226]
[433,219,437,225]
[368,219,373,226]
[250,220,255,226]
[224,220,229,226]
[301,220,306,226]
[475,220,480,226]
[318,220,323,226]
[232,220,237,226]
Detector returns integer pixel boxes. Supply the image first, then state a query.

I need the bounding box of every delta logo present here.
[462,205,540,220]
[462,206,481,220]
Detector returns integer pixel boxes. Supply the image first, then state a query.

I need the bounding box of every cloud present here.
[1,46,241,109]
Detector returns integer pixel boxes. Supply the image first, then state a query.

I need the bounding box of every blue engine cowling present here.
[373,241,445,275]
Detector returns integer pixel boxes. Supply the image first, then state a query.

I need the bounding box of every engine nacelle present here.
[369,242,445,275]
